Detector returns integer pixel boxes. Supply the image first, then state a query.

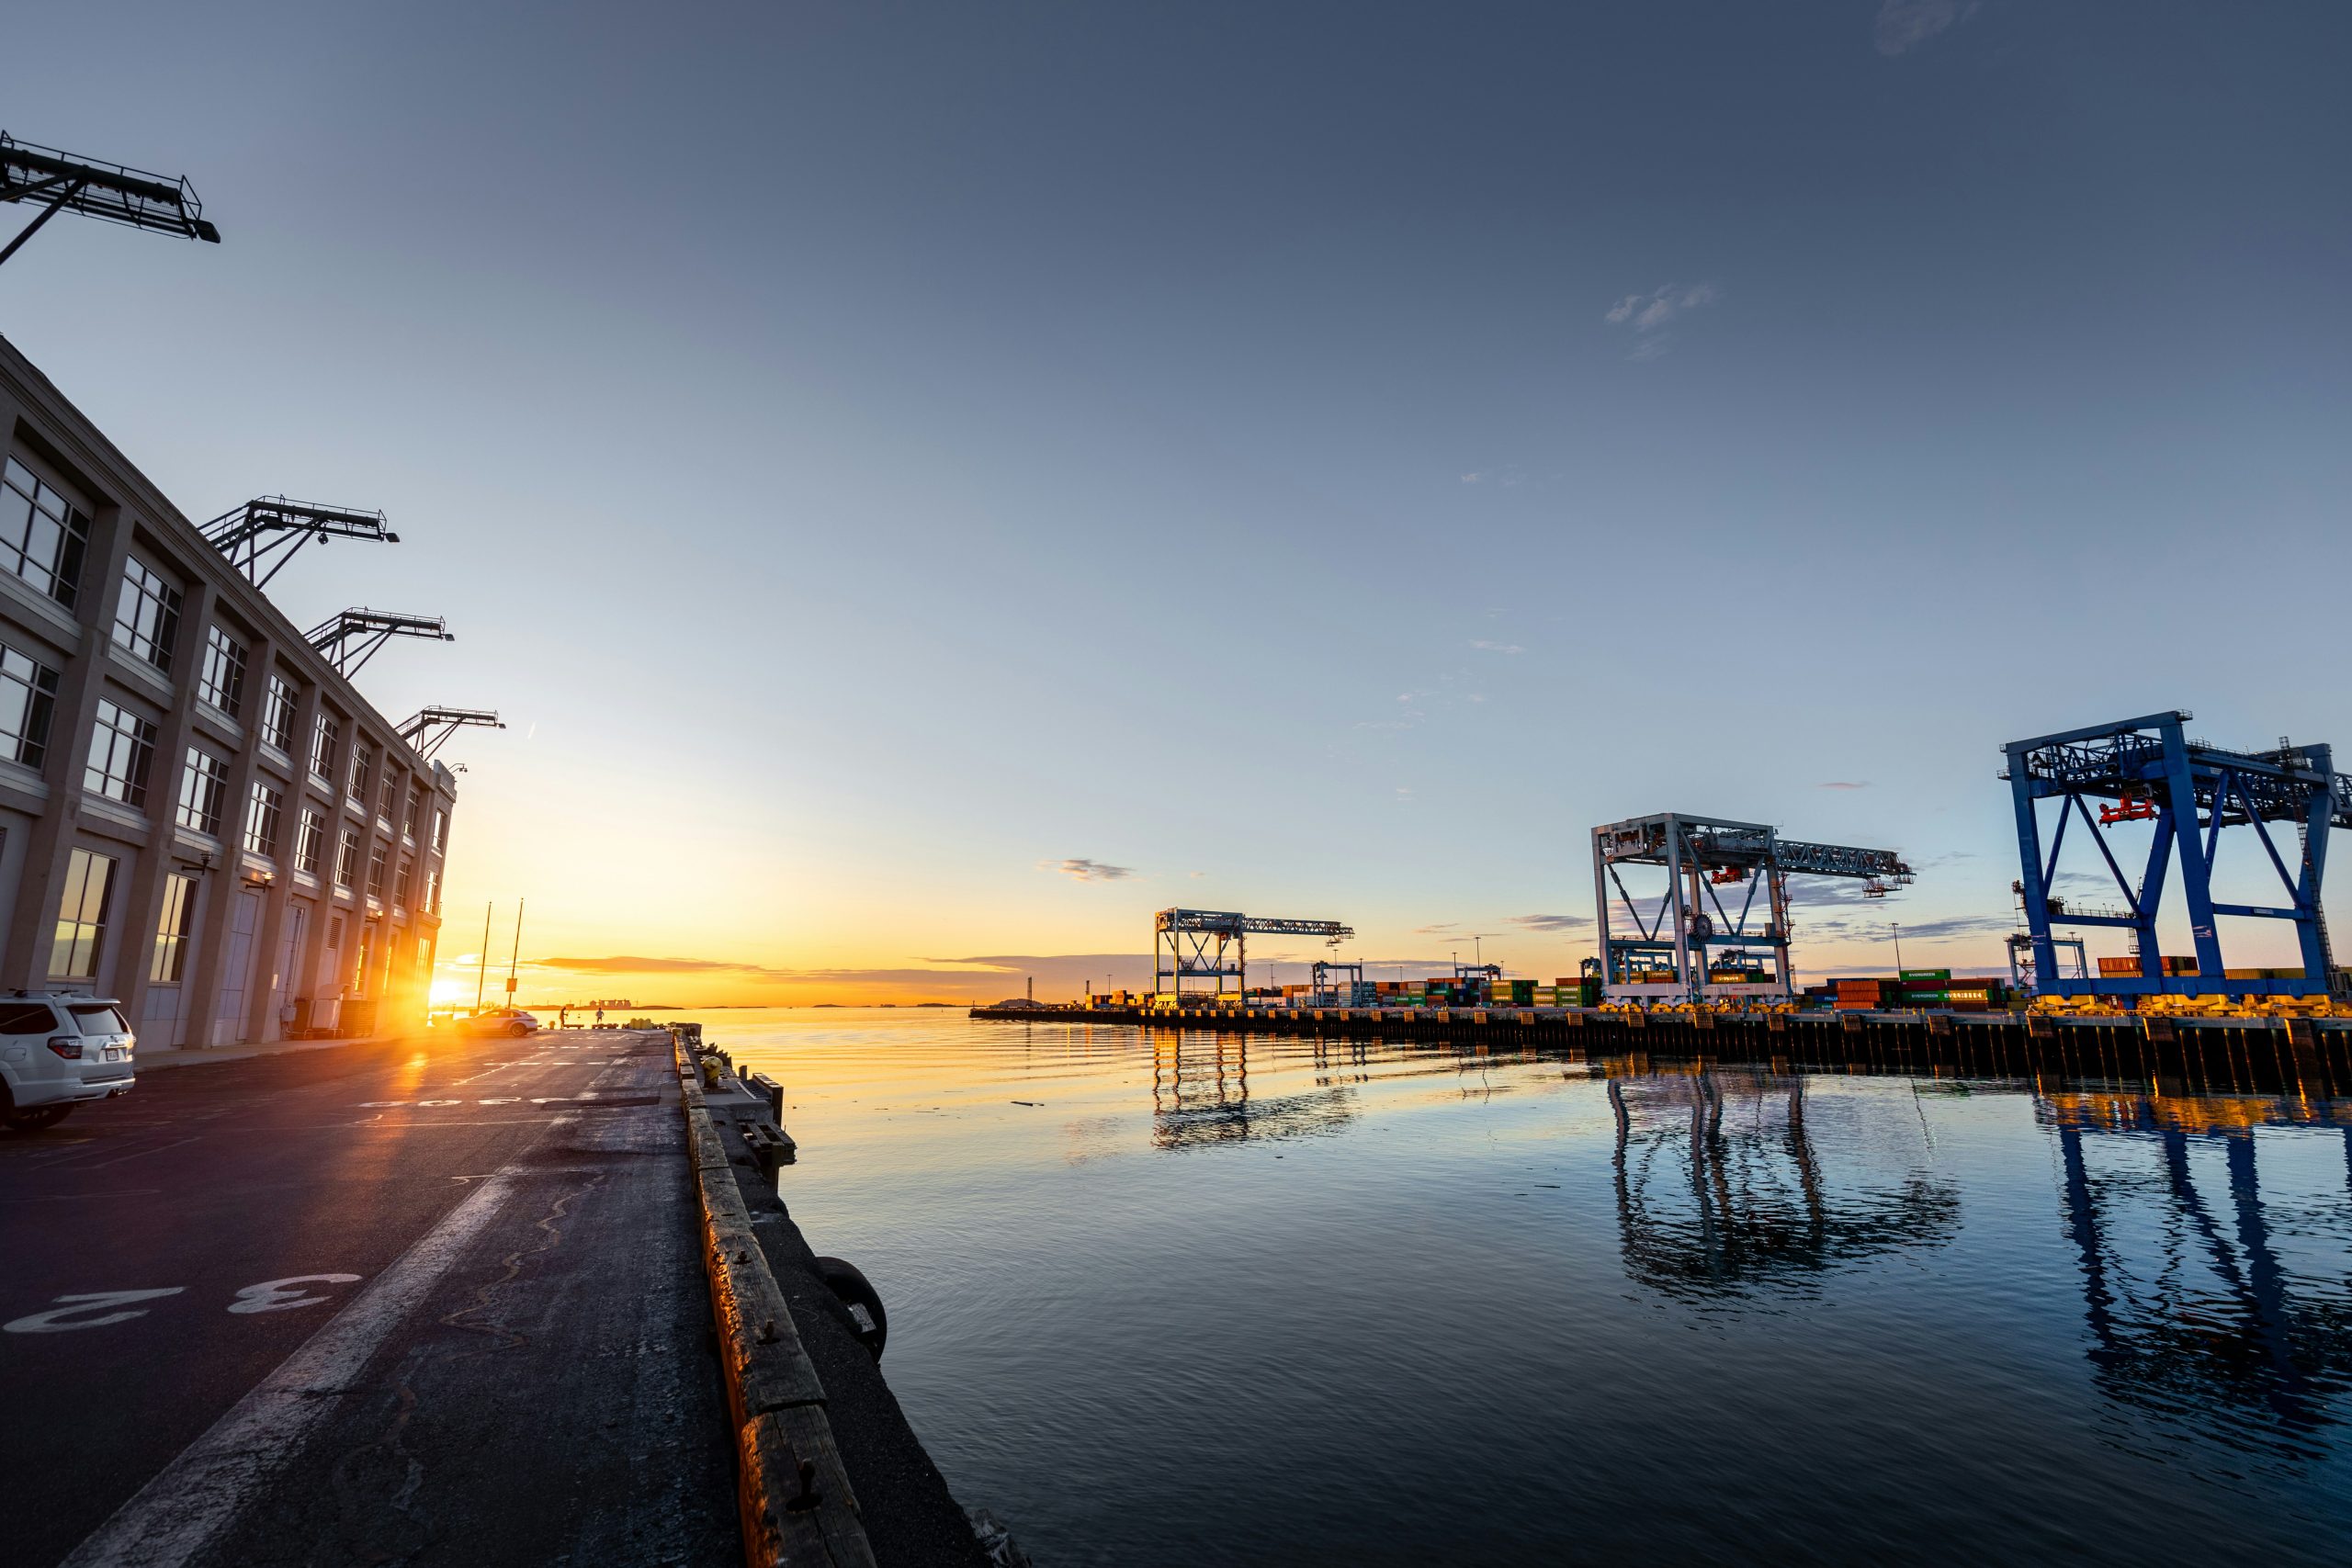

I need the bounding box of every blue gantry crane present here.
[2003,711,2351,998]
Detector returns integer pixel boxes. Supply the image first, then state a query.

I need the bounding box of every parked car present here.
[0,992,136,1130]
[457,1008,541,1038]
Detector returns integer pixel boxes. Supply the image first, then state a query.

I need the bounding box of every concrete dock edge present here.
[674,1035,880,1568]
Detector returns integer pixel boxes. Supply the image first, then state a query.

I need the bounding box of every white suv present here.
[0,993,136,1131]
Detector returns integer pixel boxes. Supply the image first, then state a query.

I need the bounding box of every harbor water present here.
[720,1007,2352,1565]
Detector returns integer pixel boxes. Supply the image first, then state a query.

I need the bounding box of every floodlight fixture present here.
[0,132,220,268]
[203,497,398,591]
[304,607,454,678]
[397,705,505,761]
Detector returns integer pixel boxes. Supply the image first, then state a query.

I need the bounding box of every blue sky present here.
[5,2,2347,998]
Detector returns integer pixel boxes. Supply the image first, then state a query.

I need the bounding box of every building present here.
[0,333,456,1044]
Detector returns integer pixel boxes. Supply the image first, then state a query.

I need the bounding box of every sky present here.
[4,1,2347,1004]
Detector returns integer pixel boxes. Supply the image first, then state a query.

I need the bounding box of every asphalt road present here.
[0,1029,738,1568]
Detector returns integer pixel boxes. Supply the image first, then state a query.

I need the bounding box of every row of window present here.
[4,517,448,858]
[53,844,424,998]
[68,691,445,856]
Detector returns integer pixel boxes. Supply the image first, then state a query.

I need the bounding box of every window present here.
[431,807,447,853]
[0,456,90,608]
[394,855,413,910]
[352,921,375,995]
[296,808,326,875]
[112,558,183,672]
[335,827,360,889]
[326,913,344,957]
[0,639,59,769]
[0,1001,62,1034]
[175,747,230,835]
[366,841,388,898]
[404,784,425,839]
[423,864,441,915]
[348,738,373,805]
[263,673,298,751]
[378,767,399,822]
[244,781,283,857]
[85,700,157,807]
[151,873,198,984]
[198,626,246,716]
[310,712,340,781]
[51,846,115,979]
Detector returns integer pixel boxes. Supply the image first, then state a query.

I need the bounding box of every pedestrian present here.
[595,1007,605,1028]
[559,1005,570,1030]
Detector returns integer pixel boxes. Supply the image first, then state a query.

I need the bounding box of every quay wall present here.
[970,1005,2352,1095]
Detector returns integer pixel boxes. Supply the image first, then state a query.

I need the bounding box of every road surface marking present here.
[5,1289,187,1333]
[0,1187,164,1204]
[57,1171,519,1568]
[227,1275,363,1314]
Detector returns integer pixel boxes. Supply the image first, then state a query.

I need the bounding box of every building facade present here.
[0,333,454,1044]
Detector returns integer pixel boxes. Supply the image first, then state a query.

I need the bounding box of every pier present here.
[972,1005,2352,1097]
[0,1027,989,1568]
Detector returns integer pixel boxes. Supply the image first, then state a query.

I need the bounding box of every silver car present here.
[0,992,136,1131]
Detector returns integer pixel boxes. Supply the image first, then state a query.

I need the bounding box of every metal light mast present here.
[396,706,504,761]
[202,498,397,590]
[304,608,454,678]
[1,133,220,267]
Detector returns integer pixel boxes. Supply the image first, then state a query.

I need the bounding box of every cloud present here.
[1470,639,1523,654]
[1510,913,1594,932]
[1603,283,1722,333]
[536,954,769,976]
[1044,857,1134,882]
[1874,0,1973,56]
[1414,921,1461,936]
[1883,913,2014,939]
[1816,780,1871,790]
[1460,466,1526,490]
[1786,881,1909,909]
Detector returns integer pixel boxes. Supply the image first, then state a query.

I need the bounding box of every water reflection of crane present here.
[2041,1086,2352,1442]
[1147,1030,1357,1151]
[1607,1063,1959,1299]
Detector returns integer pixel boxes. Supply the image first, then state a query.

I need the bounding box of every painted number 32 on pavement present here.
[3,1276,362,1333]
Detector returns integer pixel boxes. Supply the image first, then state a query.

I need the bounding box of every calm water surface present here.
[715,1008,2352,1565]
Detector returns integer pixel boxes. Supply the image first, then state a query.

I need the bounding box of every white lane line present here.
[73,1137,203,1173]
[58,1169,520,1568]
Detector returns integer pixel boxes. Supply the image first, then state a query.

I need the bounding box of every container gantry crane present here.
[1593,812,1913,1004]
[2003,710,2350,998]
[1154,908,1352,1004]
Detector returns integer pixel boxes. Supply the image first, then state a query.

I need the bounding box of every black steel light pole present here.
[1,133,220,267]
